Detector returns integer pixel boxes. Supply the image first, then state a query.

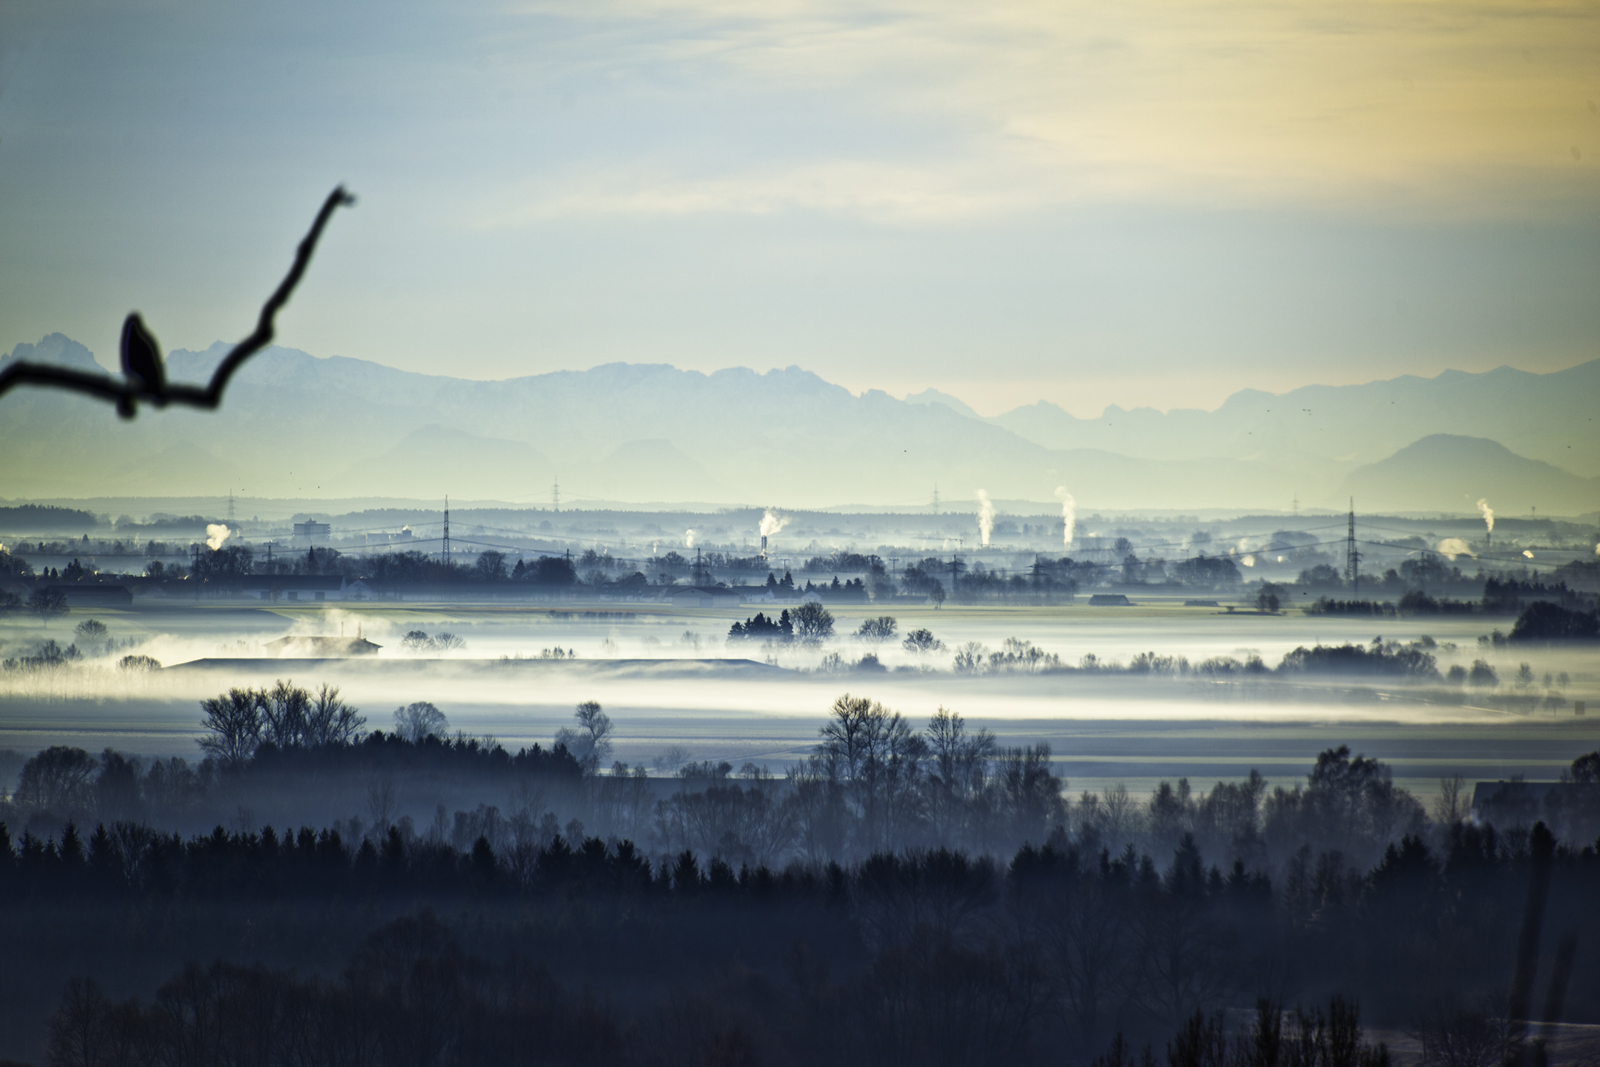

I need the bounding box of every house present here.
[1089,593,1132,606]
[737,586,801,605]
[265,635,382,657]
[669,586,743,608]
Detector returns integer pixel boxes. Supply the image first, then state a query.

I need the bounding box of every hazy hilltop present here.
[989,360,1600,478]
[1341,434,1599,515]
[1,336,1594,513]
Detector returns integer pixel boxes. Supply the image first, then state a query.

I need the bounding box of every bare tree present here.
[365,778,398,832]
[1433,775,1467,826]
[306,684,365,746]
[393,701,449,742]
[16,746,99,812]
[791,601,835,641]
[557,700,613,773]
[953,641,987,674]
[26,587,69,624]
[856,616,898,642]
[199,688,264,766]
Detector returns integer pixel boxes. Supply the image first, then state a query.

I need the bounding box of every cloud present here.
[499,0,1600,221]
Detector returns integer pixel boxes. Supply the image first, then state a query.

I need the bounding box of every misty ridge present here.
[2,333,1597,511]
[4,679,1600,1064]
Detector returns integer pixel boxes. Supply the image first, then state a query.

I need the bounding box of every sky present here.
[1,0,1596,417]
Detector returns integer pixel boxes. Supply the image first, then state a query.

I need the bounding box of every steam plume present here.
[205,524,231,551]
[1054,487,1076,547]
[685,529,696,548]
[759,509,788,539]
[976,490,995,547]
[1437,538,1473,560]
[1476,498,1494,533]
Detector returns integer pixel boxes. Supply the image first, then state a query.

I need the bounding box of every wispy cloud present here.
[496,0,1598,221]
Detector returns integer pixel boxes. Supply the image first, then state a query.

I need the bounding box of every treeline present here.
[3,682,592,838]
[40,914,1401,1067]
[6,696,1600,1060]
[9,537,1599,617]
[0,504,98,531]
[1307,582,1599,622]
[21,817,1600,1065]
[10,684,1600,876]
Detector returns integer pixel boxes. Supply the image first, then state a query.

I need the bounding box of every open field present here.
[4,599,1594,804]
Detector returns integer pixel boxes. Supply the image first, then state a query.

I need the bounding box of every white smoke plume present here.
[1054,487,1076,547]
[685,529,697,548]
[1241,555,1257,567]
[759,509,788,539]
[1437,538,1473,560]
[1476,498,1494,533]
[976,490,995,547]
[205,524,231,551]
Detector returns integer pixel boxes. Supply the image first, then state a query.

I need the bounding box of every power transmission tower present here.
[442,496,451,566]
[1292,491,1299,518]
[227,490,235,527]
[264,540,274,574]
[931,484,940,515]
[552,476,560,512]
[1345,498,1360,593]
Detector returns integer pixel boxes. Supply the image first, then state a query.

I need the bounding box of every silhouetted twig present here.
[0,185,355,418]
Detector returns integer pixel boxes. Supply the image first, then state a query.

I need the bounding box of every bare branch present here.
[0,185,355,417]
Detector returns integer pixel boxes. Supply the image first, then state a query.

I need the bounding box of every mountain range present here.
[2,334,1595,514]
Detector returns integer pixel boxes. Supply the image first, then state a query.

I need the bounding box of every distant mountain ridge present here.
[985,361,1600,478]
[1,335,1594,513]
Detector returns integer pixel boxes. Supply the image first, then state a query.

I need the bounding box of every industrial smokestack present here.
[759,509,787,538]
[758,508,786,559]
[1477,498,1494,546]
[1054,487,1076,547]
[976,490,995,547]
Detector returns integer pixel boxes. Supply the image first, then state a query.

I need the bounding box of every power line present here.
[1346,499,1361,593]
